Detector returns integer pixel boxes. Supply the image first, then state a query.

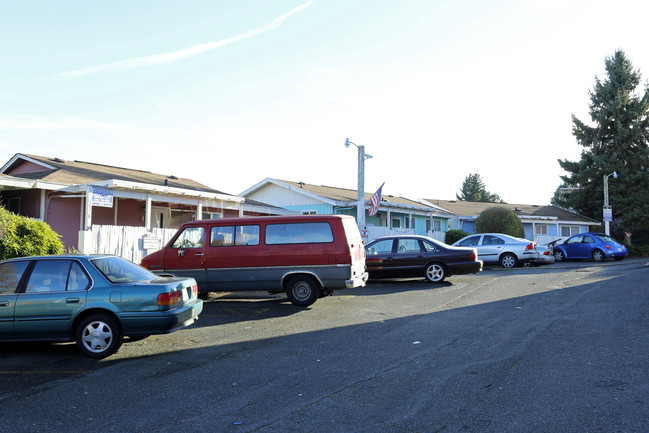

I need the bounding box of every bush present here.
[0,207,64,260]
[475,207,525,238]
[445,229,470,245]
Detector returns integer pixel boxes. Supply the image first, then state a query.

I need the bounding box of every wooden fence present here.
[80,225,178,264]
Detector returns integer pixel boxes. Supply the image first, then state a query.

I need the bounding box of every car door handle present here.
[66,297,80,304]
[0,301,9,307]
[195,253,205,257]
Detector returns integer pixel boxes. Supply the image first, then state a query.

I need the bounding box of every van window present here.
[265,222,334,245]
[172,227,204,248]
[211,225,260,247]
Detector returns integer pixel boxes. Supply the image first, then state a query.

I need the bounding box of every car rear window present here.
[0,261,29,294]
[265,222,334,245]
[92,256,157,283]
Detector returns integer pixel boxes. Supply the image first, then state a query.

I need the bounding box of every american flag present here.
[368,183,384,216]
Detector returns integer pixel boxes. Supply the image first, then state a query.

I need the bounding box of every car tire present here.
[499,253,518,268]
[592,249,605,262]
[554,250,565,262]
[285,275,320,307]
[75,313,123,359]
[424,263,446,283]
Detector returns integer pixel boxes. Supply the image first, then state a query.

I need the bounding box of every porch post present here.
[84,186,92,230]
[145,194,152,231]
[197,201,203,220]
[39,190,46,221]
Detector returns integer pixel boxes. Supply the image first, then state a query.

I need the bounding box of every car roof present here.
[1,254,119,263]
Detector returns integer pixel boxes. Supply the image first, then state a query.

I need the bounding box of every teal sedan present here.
[0,255,203,359]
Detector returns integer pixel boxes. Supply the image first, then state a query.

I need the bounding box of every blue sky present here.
[1,0,648,205]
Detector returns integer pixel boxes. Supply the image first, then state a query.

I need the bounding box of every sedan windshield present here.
[91,256,157,283]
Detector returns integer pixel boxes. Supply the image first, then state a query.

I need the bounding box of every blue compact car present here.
[553,233,628,262]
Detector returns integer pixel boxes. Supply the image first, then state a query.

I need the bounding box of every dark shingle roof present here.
[6,154,228,195]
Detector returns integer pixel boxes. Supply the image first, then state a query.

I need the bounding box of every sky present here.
[1,0,649,205]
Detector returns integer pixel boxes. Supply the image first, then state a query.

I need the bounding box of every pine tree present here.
[456,173,503,203]
[554,50,649,238]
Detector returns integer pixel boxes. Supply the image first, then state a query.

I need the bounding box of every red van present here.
[141,215,368,306]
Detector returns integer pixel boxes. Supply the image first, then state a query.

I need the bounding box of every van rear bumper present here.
[346,272,369,288]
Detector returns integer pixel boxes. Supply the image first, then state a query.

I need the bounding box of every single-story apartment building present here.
[241,178,453,241]
[421,199,599,245]
[0,153,292,262]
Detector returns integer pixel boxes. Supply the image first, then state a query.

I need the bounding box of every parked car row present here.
[0,212,629,359]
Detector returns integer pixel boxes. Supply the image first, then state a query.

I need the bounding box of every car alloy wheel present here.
[500,253,518,268]
[592,249,605,262]
[554,250,565,262]
[425,263,446,283]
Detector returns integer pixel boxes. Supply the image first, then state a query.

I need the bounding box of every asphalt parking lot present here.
[2,258,649,432]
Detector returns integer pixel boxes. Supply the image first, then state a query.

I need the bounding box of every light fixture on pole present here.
[345,138,373,230]
[603,171,617,235]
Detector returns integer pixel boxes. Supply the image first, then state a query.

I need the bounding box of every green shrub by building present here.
[445,229,470,245]
[0,207,64,260]
[475,207,525,238]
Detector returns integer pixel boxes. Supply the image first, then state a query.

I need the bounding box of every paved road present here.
[1,259,648,432]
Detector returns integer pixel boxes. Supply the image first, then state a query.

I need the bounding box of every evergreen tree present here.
[456,173,504,203]
[554,50,649,237]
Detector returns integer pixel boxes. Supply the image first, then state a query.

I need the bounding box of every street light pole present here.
[603,171,617,235]
[345,138,373,231]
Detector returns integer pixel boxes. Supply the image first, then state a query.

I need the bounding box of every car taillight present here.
[525,243,535,250]
[469,251,477,260]
[157,290,181,306]
[605,245,611,250]
[543,250,551,256]
[192,284,198,297]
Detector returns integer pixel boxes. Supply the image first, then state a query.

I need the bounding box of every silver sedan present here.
[452,233,539,268]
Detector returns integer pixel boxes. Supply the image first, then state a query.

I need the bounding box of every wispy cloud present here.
[51,1,312,80]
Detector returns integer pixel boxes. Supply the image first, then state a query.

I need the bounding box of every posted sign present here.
[90,186,113,208]
[603,207,613,222]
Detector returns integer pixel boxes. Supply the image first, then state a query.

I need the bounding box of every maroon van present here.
[141,215,368,306]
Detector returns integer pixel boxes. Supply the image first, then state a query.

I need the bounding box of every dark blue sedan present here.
[553,233,628,262]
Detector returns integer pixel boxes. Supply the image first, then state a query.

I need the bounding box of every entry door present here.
[163,226,207,286]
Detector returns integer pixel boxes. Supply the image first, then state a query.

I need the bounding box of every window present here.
[482,235,505,246]
[7,197,20,214]
[0,261,29,294]
[367,239,393,255]
[202,212,222,220]
[92,257,156,283]
[426,220,431,232]
[566,235,583,244]
[172,227,204,248]
[266,222,333,245]
[458,236,480,247]
[211,225,260,246]
[301,210,317,215]
[535,224,549,235]
[210,226,234,246]
[397,238,421,254]
[423,240,437,252]
[392,218,401,229]
[561,226,580,237]
[68,262,91,291]
[25,260,89,292]
[26,260,71,292]
[433,220,442,232]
